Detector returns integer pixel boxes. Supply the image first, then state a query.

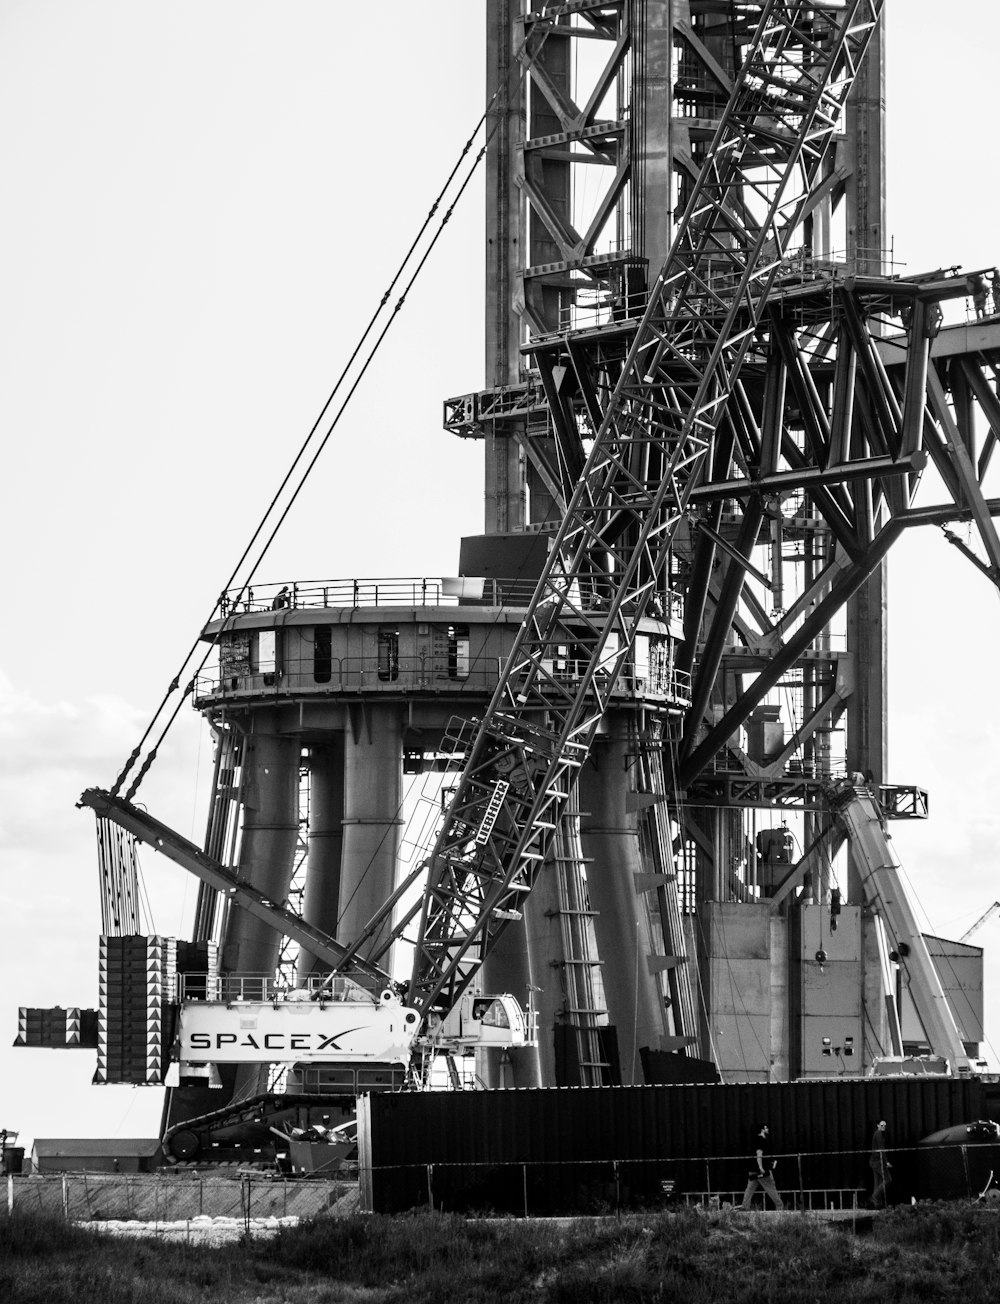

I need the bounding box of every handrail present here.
[218,576,686,619]
[192,654,693,708]
[175,972,380,1004]
[219,577,530,615]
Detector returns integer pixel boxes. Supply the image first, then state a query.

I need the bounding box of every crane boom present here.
[830,777,972,1075]
[347,2,885,1017]
[78,787,391,988]
[961,902,1000,943]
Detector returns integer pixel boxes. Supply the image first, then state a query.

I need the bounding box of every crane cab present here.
[432,991,534,1049]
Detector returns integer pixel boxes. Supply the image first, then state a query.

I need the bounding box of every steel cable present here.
[111,18,552,798]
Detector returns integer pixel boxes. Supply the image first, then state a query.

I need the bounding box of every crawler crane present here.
[68,4,903,1143]
[21,1,991,1168]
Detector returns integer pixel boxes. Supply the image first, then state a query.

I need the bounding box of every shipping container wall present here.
[364,1080,991,1214]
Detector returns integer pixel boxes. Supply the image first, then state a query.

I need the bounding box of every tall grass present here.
[3,1204,1000,1303]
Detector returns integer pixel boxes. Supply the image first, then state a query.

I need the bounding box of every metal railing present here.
[6,1140,995,1223]
[195,654,693,710]
[360,1140,999,1217]
[218,577,544,615]
[175,972,381,1004]
[556,285,650,334]
[218,577,686,621]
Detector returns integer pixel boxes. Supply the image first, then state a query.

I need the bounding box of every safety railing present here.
[682,248,903,307]
[194,655,504,702]
[217,577,547,615]
[194,654,693,710]
[6,1140,995,1223]
[358,1140,999,1217]
[219,576,686,619]
[556,284,650,334]
[175,972,381,1004]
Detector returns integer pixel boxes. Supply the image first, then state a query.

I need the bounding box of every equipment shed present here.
[31,1138,162,1174]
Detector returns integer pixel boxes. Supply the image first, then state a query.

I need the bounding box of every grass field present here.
[3,1202,1000,1303]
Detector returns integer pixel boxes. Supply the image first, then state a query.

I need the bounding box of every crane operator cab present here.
[425,991,536,1051]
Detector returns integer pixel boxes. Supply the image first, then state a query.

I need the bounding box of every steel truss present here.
[365,2,887,1016]
[523,274,1000,810]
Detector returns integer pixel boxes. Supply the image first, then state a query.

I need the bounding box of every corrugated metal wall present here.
[363,1080,994,1214]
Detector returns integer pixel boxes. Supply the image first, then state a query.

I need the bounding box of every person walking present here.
[741,1123,784,1210]
[868,1119,892,1208]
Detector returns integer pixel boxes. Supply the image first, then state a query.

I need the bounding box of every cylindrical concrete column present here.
[298,738,345,981]
[521,861,564,1087]
[338,706,404,964]
[224,728,300,976]
[480,915,540,1087]
[579,722,666,1084]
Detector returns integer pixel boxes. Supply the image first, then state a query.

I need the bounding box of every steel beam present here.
[78,788,389,986]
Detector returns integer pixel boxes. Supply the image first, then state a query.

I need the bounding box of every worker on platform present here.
[740,1123,784,1210]
[972,274,989,320]
[868,1118,892,1209]
[272,585,291,610]
[991,270,1000,316]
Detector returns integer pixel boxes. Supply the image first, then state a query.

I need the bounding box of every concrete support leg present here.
[579,728,666,1084]
[522,863,563,1087]
[298,737,345,981]
[224,729,300,976]
[338,706,404,965]
[480,918,541,1088]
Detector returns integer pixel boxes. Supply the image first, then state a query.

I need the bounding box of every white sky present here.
[2,1,999,1152]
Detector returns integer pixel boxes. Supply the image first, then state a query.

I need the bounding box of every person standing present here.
[868,1119,891,1208]
[741,1123,784,1210]
[972,274,989,320]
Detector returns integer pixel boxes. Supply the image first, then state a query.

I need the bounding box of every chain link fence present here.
[4,1139,998,1224]
[361,1142,1000,1216]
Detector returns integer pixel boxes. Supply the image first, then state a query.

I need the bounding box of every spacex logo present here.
[187,1027,365,1052]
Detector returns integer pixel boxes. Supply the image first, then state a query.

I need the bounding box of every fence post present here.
[62,1175,68,1221]
[961,1145,971,1198]
[797,1152,804,1212]
[523,1165,528,1219]
[427,1164,434,1211]
[614,1161,621,1217]
[7,1174,13,1216]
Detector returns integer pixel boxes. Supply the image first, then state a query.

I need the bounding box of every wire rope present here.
[110,20,552,801]
[120,144,488,802]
